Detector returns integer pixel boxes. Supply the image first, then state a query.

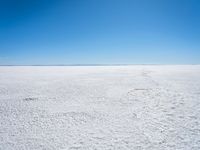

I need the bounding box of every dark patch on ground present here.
[23,97,38,101]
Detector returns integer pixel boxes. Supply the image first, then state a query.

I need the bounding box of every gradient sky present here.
[0,0,200,65]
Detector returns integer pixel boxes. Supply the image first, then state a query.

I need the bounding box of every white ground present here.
[0,65,200,150]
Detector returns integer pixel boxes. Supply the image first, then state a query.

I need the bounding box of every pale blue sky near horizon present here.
[0,0,200,65]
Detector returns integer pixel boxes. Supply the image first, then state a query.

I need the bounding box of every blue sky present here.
[0,0,200,65]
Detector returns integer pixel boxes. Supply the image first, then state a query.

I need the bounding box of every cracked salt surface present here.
[0,65,200,150]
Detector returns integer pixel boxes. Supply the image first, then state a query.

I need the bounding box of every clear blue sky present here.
[0,0,200,65]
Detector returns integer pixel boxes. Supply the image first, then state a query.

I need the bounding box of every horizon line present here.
[0,64,200,66]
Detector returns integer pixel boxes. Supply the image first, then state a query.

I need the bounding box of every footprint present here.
[166,113,174,117]
[132,113,138,119]
[171,106,176,110]
[134,88,150,91]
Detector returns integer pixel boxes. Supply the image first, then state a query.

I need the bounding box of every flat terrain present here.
[0,65,200,150]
